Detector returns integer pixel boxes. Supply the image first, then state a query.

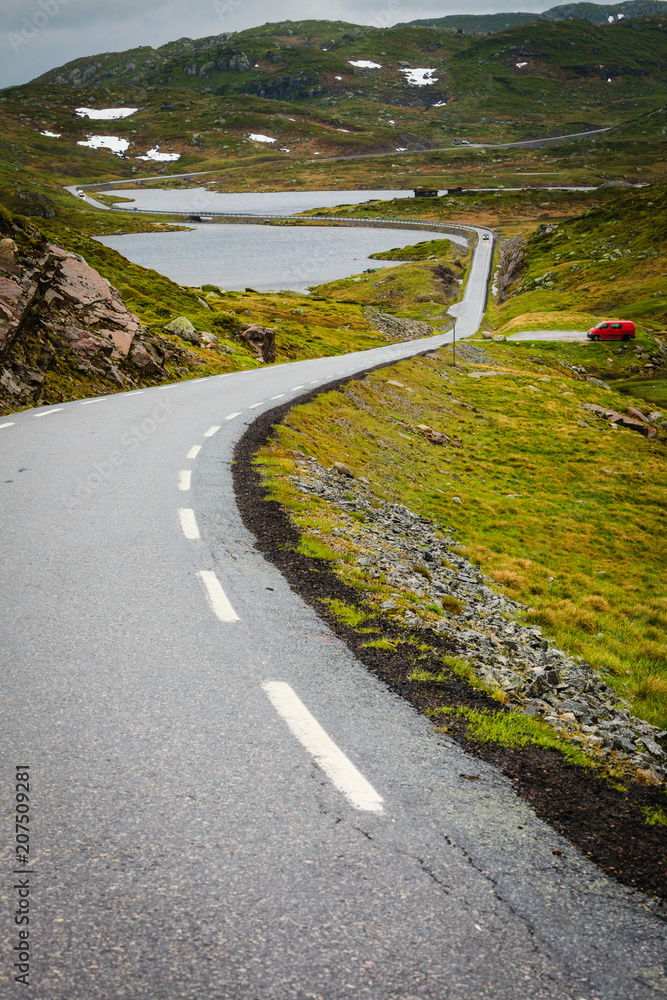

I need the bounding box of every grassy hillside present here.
[405,0,667,32]
[0,14,664,194]
[255,345,667,732]
[488,180,667,334]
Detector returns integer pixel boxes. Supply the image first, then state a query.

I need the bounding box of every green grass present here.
[256,344,667,728]
[321,597,370,628]
[431,705,597,768]
[642,805,667,826]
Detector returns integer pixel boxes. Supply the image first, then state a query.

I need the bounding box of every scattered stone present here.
[164,315,200,344]
[452,496,463,504]
[636,768,661,786]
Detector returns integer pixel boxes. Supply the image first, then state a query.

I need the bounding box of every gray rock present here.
[164,316,200,344]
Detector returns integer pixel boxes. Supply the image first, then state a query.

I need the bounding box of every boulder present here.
[164,315,200,345]
[238,324,275,363]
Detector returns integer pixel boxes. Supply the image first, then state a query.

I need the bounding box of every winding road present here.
[1,223,665,999]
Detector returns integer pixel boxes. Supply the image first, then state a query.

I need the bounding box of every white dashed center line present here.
[0,422,15,430]
[203,425,220,437]
[309,380,321,385]
[187,445,201,459]
[178,508,200,540]
[178,470,191,491]
[270,394,285,400]
[198,570,239,622]
[291,385,304,391]
[263,682,384,813]
[225,411,242,421]
[249,401,265,409]
[80,398,105,405]
[34,408,63,418]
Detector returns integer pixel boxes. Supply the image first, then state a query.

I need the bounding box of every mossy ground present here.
[256,346,667,730]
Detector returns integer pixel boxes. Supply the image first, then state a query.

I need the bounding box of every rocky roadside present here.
[287,454,667,786]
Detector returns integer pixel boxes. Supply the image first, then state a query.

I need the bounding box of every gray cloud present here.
[0,0,567,89]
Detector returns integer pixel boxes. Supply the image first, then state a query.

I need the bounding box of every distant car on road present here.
[482,234,490,241]
[587,320,635,342]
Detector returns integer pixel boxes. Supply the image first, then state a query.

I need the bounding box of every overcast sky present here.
[1,0,612,90]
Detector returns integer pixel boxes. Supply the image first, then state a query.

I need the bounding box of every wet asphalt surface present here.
[1,230,666,998]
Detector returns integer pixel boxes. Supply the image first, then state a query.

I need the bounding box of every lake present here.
[97,221,467,293]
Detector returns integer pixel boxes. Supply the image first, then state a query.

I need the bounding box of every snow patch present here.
[348,59,382,69]
[335,75,343,80]
[40,130,61,137]
[432,101,447,107]
[400,67,437,86]
[279,147,291,152]
[395,147,407,152]
[77,135,129,155]
[337,128,350,132]
[516,61,528,68]
[76,107,137,120]
[136,147,181,162]
[249,133,276,143]
[608,14,614,21]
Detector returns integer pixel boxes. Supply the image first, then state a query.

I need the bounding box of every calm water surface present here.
[97,223,466,293]
[103,188,415,216]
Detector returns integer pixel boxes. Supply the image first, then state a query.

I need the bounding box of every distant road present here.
[64,125,611,204]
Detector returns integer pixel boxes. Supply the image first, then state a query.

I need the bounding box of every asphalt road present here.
[1,229,665,999]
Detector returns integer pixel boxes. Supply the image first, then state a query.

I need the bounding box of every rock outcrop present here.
[0,217,176,410]
[496,235,526,302]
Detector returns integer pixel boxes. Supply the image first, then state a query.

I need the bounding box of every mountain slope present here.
[405,0,666,32]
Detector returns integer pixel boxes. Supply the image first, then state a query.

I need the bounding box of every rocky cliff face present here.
[0,217,179,412]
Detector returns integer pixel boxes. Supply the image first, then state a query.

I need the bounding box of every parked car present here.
[587,320,635,341]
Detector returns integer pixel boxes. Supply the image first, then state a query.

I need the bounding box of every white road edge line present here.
[0,422,15,429]
[198,570,239,622]
[178,508,200,540]
[203,425,221,437]
[34,408,63,418]
[225,411,242,420]
[262,681,384,813]
[187,445,201,459]
[178,470,191,491]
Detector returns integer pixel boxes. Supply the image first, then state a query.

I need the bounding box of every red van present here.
[587,320,635,341]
